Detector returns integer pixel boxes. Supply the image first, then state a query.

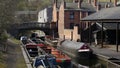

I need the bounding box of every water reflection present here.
[72,54,106,68]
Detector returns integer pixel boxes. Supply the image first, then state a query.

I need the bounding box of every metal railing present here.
[18,22,57,30]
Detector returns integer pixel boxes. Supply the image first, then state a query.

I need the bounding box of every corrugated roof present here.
[61,40,85,50]
[98,23,120,30]
[82,7,120,21]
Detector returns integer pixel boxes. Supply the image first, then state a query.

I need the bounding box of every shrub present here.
[0,30,8,43]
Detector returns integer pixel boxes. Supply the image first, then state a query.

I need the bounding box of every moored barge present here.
[57,40,93,60]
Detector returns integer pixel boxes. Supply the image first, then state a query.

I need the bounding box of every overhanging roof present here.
[81,7,120,22]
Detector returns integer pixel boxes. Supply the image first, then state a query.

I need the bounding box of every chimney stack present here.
[94,0,97,7]
[88,0,91,4]
[54,0,57,3]
[114,0,117,6]
[62,0,66,8]
[53,0,57,7]
[109,0,111,2]
[78,0,83,8]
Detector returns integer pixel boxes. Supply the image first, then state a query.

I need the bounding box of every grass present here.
[0,64,6,68]
[16,59,27,68]
[0,52,6,68]
[11,38,27,68]
[0,37,27,68]
[10,37,21,44]
[16,47,27,68]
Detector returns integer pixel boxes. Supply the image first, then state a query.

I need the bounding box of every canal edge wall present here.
[95,53,120,68]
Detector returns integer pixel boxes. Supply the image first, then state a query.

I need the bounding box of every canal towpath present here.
[90,45,120,60]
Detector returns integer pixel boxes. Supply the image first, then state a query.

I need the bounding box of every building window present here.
[70,23,74,29]
[74,0,78,3]
[75,24,79,27]
[88,12,93,15]
[70,12,74,19]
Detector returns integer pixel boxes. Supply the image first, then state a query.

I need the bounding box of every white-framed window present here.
[70,12,74,20]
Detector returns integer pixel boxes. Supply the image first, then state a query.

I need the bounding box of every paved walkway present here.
[5,39,27,68]
[21,46,33,68]
[90,45,120,60]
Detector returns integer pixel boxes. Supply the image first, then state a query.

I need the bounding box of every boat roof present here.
[61,40,85,49]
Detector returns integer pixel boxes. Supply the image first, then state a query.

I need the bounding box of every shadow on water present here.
[73,54,106,68]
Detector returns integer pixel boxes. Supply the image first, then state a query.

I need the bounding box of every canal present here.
[46,39,120,68]
[53,45,105,67]
[71,54,106,68]
[63,49,120,68]
[53,46,106,68]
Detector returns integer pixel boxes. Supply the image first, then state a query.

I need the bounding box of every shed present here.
[81,7,120,52]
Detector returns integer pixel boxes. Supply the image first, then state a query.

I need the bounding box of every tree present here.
[0,30,9,52]
[0,0,18,51]
[0,0,18,31]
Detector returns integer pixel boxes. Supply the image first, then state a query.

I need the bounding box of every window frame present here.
[69,12,74,20]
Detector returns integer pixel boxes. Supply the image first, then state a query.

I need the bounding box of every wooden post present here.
[71,31,73,41]
[101,22,103,48]
[89,22,91,45]
[64,35,65,40]
[52,30,54,39]
[116,23,119,52]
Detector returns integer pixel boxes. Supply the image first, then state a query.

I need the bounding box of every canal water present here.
[71,54,107,68]
[54,46,106,68]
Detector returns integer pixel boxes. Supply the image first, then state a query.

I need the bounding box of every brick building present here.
[52,0,96,41]
[52,0,117,41]
[52,0,118,41]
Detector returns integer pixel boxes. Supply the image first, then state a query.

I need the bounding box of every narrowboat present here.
[57,40,93,60]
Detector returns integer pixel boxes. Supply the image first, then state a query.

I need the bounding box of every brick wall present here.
[64,29,72,39]
[64,26,80,41]
[56,1,91,41]
[58,2,65,39]
[64,11,80,29]
[52,2,57,22]
[73,26,80,41]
